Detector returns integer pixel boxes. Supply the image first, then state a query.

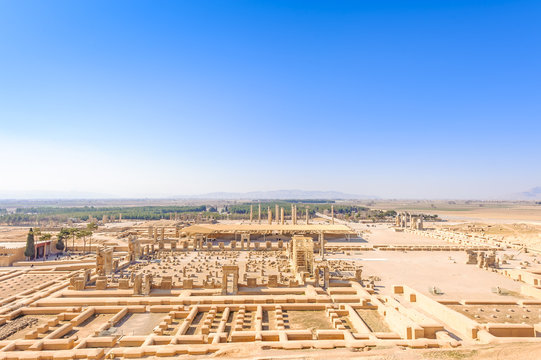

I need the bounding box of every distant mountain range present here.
[181,190,376,200]
[0,190,113,199]
[0,189,375,201]
[2,187,539,201]
[516,186,541,200]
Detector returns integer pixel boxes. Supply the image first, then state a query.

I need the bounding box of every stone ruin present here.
[95,246,113,276]
[466,250,499,269]
[128,236,141,262]
[395,212,424,230]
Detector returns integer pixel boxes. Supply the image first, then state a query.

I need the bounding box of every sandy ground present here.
[114,313,166,336]
[323,224,534,300]
[438,222,541,251]
[354,224,444,246]
[152,341,541,359]
[285,311,332,331]
[368,201,541,224]
[0,226,30,242]
[448,304,541,325]
[331,250,524,300]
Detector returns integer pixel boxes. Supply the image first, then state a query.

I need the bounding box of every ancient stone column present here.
[306,208,309,225]
[258,203,261,224]
[319,232,325,258]
[323,267,330,289]
[280,207,284,225]
[233,271,238,295]
[291,204,294,224]
[250,205,253,223]
[275,204,279,225]
[222,273,227,295]
[133,273,143,295]
[268,275,278,287]
[466,250,477,264]
[97,247,113,275]
[268,206,272,225]
[355,268,363,281]
[142,274,152,295]
[331,205,334,224]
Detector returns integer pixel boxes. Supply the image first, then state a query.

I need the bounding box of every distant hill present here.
[517,187,541,200]
[0,190,113,199]
[0,189,376,201]
[181,189,376,200]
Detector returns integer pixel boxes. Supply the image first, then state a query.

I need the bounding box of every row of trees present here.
[4,203,367,225]
[1,206,209,225]
[24,222,98,260]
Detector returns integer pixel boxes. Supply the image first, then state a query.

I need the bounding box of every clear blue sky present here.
[0,0,539,199]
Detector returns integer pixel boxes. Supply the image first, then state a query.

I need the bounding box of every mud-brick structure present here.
[288,235,315,275]
[1,220,541,359]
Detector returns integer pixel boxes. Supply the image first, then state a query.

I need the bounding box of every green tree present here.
[41,233,52,241]
[56,237,65,252]
[57,228,70,252]
[24,228,35,259]
[86,222,97,253]
[33,227,42,243]
[76,229,92,254]
[75,229,84,253]
[87,222,98,231]
[66,228,78,251]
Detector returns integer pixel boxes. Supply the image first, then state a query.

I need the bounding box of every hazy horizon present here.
[1,1,540,199]
[0,188,539,201]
